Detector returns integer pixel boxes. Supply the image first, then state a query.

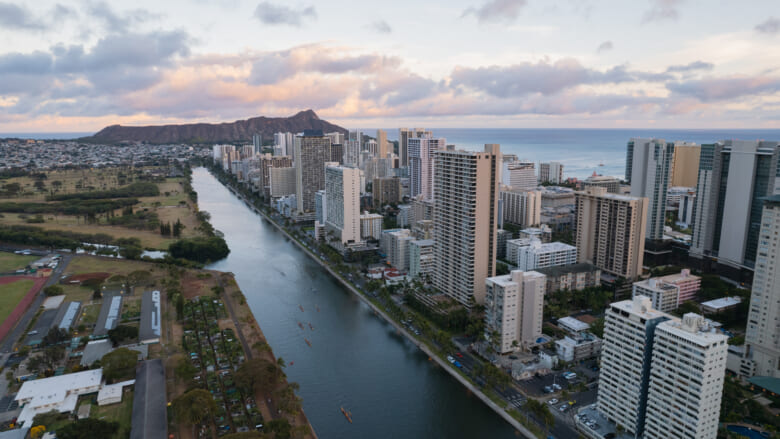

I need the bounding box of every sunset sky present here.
[0,0,779,132]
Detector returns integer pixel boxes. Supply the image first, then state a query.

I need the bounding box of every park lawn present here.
[0,279,34,323]
[60,284,97,303]
[0,168,127,203]
[91,389,134,439]
[67,256,162,278]
[0,252,37,272]
[156,205,200,238]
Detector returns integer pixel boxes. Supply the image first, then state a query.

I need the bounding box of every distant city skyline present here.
[0,0,779,131]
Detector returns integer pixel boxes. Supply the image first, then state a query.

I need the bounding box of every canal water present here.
[193,168,518,438]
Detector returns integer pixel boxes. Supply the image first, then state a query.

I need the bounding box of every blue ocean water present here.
[387,128,780,179]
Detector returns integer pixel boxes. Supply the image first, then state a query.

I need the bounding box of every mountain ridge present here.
[85,109,347,144]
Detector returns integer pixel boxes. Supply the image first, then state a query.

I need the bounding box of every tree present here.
[42,345,65,369]
[235,358,282,395]
[173,389,218,425]
[127,270,152,288]
[266,419,292,439]
[101,348,137,383]
[590,317,605,338]
[175,356,198,383]
[108,325,138,345]
[56,419,118,439]
[42,328,68,346]
[43,285,63,296]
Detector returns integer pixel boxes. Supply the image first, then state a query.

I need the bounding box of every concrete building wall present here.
[670,143,701,187]
[295,134,331,213]
[269,167,296,198]
[325,166,362,245]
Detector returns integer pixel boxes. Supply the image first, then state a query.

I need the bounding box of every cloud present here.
[450,59,669,97]
[755,17,780,34]
[0,2,78,31]
[85,1,160,33]
[462,0,527,24]
[642,0,683,23]
[667,75,780,101]
[596,41,613,53]
[253,2,316,26]
[248,45,401,85]
[665,60,714,73]
[370,20,392,34]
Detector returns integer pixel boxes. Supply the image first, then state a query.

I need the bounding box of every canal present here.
[193,168,518,438]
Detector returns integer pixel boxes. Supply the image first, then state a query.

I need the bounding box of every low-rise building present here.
[515,240,577,272]
[701,296,742,314]
[359,212,383,241]
[15,369,104,426]
[556,333,602,362]
[632,277,680,313]
[518,226,552,243]
[536,263,601,293]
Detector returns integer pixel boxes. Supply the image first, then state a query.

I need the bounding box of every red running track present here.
[0,276,48,344]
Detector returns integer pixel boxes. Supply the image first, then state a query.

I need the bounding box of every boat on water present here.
[305,338,312,347]
[340,406,353,423]
[289,361,294,366]
[308,323,314,330]
[297,322,304,330]
[316,306,320,312]
[299,305,304,312]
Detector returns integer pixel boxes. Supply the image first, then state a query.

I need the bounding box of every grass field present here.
[0,279,34,323]
[91,389,134,439]
[78,303,101,326]
[0,252,37,272]
[66,256,162,278]
[1,170,200,250]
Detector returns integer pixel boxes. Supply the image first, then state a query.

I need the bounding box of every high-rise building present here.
[325,165,362,245]
[294,132,331,214]
[433,144,500,307]
[669,142,701,188]
[575,187,647,279]
[539,162,564,184]
[329,143,343,164]
[410,196,435,228]
[676,189,696,228]
[626,138,675,241]
[484,270,546,353]
[399,128,431,168]
[252,134,262,154]
[742,194,780,378]
[326,131,344,146]
[409,239,435,280]
[500,189,541,227]
[691,140,780,271]
[597,297,670,437]
[343,130,363,166]
[496,229,512,260]
[506,161,537,190]
[254,154,293,198]
[315,190,326,225]
[373,177,402,208]
[582,173,622,194]
[515,240,577,272]
[644,315,728,439]
[381,229,414,270]
[376,129,389,158]
[596,296,727,439]
[274,132,294,158]
[409,136,445,200]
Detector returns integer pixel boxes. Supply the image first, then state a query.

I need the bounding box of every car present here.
[454,361,462,368]
[552,383,562,390]
[27,330,38,336]
[543,386,553,393]
[456,352,463,358]
[559,405,568,412]
[547,398,558,405]
[447,356,455,363]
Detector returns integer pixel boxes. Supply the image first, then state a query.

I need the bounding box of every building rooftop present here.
[701,296,742,310]
[748,376,780,395]
[94,293,123,336]
[658,314,728,345]
[139,290,161,344]
[81,339,114,366]
[558,316,590,333]
[611,297,668,320]
[15,369,103,426]
[658,269,700,284]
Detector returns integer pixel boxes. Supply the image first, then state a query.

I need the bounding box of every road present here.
[0,252,73,354]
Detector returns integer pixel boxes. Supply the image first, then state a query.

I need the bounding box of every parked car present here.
[547,398,558,405]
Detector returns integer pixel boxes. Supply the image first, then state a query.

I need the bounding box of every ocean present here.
[5,128,780,180]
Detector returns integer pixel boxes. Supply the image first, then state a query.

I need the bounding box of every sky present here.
[0,0,779,132]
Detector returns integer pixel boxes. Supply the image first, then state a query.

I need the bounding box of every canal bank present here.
[205,168,537,439]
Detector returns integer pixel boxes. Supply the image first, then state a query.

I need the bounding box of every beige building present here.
[376,129,389,159]
[670,142,700,187]
[575,187,648,279]
[433,144,500,307]
[359,212,383,241]
[295,133,331,213]
[373,177,402,208]
[500,188,541,227]
[255,154,293,198]
[399,127,431,168]
[485,270,546,353]
[269,167,296,198]
[325,165,362,245]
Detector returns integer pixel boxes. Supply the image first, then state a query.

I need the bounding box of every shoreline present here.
[213,171,537,439]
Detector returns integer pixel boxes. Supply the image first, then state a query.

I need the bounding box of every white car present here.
[447,356,455,363]
[547,398,558,405]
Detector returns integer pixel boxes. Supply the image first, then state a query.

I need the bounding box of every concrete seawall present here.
[223,178,538,439]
